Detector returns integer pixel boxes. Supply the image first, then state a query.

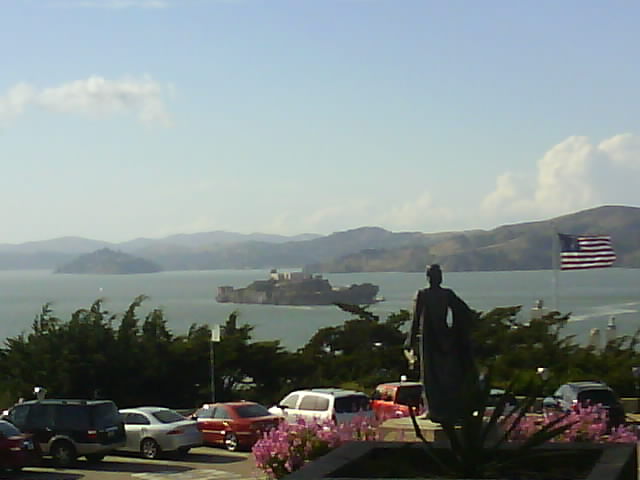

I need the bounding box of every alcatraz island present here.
[216,269,381,306]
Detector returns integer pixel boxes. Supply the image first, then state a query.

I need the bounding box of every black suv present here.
[543,381,625,428]
[5,399,126,466]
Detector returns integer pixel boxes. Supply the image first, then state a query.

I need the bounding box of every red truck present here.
[371,381,425,419]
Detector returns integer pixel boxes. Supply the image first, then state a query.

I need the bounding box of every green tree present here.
[297,304,411,391]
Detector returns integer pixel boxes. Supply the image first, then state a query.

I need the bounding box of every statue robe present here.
[407,286,477,424]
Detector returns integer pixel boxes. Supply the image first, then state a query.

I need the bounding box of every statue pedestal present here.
[378,416,447,442]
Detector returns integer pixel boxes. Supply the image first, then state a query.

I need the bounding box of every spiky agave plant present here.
[409,374,575,479]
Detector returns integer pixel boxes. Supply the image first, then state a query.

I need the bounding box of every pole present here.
[210,337,215,403]
[551,226,559,311]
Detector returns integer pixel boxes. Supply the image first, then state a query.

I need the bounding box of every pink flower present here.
[505,404,638,444]
[252,415,382,479]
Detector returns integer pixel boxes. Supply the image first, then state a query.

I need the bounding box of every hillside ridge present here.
[1,205,638,272]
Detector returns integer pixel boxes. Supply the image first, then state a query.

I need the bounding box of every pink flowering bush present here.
[506,404,638,443]
[252,416,380,479]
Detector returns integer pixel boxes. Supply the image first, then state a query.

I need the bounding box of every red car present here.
[371,381,425,419]
[193,402,281,452]
[0,420,40,471]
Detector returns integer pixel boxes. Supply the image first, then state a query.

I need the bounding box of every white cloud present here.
[533,136,599,213]
[599,133,640,169]
[481,173,518,212]
[0,76,171,126]
[0,83,36,120]
[375,192,455,231]
[249,133,640,235]
[482,133,640,221]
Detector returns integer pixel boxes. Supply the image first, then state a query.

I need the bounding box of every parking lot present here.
[8,447,258,480]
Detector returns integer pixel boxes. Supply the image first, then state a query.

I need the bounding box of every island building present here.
[216,269,380,306]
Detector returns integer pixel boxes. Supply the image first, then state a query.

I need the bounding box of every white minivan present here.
[268,388,374,424]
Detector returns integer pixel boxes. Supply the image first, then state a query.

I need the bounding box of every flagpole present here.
[551,226,559,311]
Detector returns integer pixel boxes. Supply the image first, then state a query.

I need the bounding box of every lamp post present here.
[536,367,550,414]
[631,366,640,414]
[210,325,221,403]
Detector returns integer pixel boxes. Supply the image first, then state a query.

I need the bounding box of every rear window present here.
[235,404,271,418]
[92,402,121,429]
[578,390,617,407]
[56,405,91,430]
[335,395,371,413]
[152,409,185,424]
[395,386,423,406]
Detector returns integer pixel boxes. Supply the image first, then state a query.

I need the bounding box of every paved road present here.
[9,447,261,480]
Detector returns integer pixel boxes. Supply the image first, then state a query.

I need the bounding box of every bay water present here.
[0,268,638,350]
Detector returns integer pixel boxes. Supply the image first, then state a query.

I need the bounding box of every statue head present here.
[426,264,442,287]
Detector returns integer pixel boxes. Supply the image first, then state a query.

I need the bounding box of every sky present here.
[1,0,639,244]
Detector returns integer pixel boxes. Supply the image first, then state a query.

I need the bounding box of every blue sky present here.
[1,0,639,243]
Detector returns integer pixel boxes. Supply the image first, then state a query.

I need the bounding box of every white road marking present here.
[132,469,245,479]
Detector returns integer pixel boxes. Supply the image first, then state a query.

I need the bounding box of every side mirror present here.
[277,404,288,410]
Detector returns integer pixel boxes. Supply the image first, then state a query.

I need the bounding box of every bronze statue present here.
[405,264,477,424]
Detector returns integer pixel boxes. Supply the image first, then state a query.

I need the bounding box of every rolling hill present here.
[55,248,163,274]
[305,205,640,272]
[1,205,638,272]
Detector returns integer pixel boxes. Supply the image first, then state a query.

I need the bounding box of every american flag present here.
[558,234,616,270]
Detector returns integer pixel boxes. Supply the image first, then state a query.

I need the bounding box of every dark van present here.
[5,399,125,466]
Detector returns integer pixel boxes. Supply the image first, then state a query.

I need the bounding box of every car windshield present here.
[578,390,617,407]
[235,404,271,418]
[0,421,21,437]
[395,385,423,406]
[152,409,185,423]
[335,395,370,413]
[93,402,121,429]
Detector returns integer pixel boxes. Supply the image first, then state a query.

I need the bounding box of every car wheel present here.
[51,440,77,467]
[224,432,239,452]
[141,438,161,459]
[85,453,105,462]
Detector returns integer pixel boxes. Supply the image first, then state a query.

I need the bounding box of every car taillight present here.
[87,430,98,440]
[167,429,184,435]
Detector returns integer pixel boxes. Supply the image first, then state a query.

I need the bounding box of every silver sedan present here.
[119,407,203,459]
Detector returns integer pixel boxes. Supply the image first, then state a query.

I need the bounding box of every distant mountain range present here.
[1,205,638,273]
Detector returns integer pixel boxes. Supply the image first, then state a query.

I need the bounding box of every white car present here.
[268,388,374,424]
[119,407,203,459]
